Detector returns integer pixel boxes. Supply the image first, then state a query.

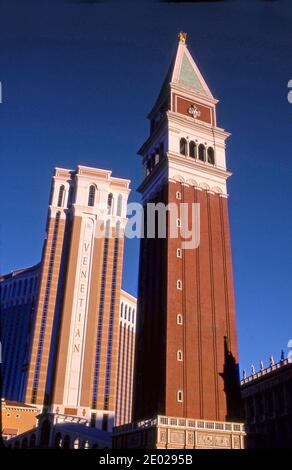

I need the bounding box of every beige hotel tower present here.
[1,165,137,432]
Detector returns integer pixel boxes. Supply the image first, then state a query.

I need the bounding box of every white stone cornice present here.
[167,152,231,180]
[170,82,218,106]
[137,150,230,198]
[49,206,67,219]
[167,111,231,140]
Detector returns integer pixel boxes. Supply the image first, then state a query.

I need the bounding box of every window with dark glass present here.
[179,138,187,156]
[207,147,215,165]
[107,193,113,214]
[189,141,197,158]
[102,414,109,432]
[57,185,65,207]
[88,185,96,207]
[198,144,206,161]
[116,194,122,217]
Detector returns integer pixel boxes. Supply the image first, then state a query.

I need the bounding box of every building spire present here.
[178,31,187,44]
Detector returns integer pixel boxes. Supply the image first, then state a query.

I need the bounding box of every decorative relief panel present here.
[159,430,167,443]
[197,433,214,447]
[197,432,231,448]
[170,431,185,445]
[174,95,213,125]
[187,431,194,447]
[214,435,231,447]
[233,435,241,449]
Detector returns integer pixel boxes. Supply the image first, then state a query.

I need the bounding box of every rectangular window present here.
[90,413,96,428]
[177,390,183,402]
[102,413,109,432]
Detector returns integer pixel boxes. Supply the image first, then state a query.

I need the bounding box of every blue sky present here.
[1,1,292,375]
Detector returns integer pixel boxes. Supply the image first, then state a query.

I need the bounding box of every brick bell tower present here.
[113,33,245,449]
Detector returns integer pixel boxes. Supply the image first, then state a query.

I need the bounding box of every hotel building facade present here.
[1,165,136,434]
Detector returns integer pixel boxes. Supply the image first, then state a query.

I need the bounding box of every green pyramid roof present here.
[178,52,206,94]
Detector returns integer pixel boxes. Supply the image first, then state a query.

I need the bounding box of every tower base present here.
[113,415,246,449]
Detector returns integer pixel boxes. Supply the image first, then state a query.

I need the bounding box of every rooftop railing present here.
[113,415,245,435]
[240,358,292,385]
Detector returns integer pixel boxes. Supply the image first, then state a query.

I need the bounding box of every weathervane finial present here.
[178,31,187,44]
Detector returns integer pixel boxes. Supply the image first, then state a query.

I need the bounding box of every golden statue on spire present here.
[178,31,187,44]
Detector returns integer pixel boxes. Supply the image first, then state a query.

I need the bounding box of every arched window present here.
[116,194,122,217]
[116,220,121,238]
[177,390,183,402]
[189,141,197,159]
[179,138,187,156]
[63,435,70,449]
[207,147,215,165]
[177,314,183,325]
[84,440,89,449]
[177,280,182,290]
[73,438,79,449]
[120,302,124,317]
[146,159,151,176]
[177,350,183,361]
[176,191,181,200]
[88,185,96,207]
[57,185,65,207]
[54,432,62,449]
[107,193,113,214]
[125,305,128,319]
[155,148,160,165]
[128,307,131,321]
[198,144,206,162]
[105,219,111,238]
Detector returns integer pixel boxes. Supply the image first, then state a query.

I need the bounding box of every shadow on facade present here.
[220,336,243,423]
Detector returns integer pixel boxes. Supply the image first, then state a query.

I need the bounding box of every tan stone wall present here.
[25,213,66,405]
[2,406,39,436]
